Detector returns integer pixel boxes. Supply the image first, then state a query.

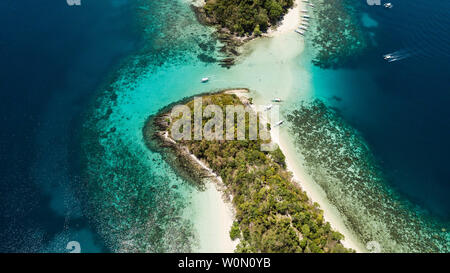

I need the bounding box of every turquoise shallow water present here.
[3,0,447,253]
[81,0,449,252]
[81,0,312,251]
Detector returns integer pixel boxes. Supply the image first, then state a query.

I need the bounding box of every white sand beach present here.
[187,0,366,253]
[246,0,366,253]
[267,0,303,36]
[274,127,367,252]
[189,181,238,253]
[193,86,366,252]
[238,91,366,252]
[185,2,307,253]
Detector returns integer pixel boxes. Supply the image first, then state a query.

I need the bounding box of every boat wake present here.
[383,49,414,62]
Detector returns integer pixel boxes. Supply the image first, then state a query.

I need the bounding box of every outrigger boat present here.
[295,29,305,35]
[384,3,393,8]
[275,120,284,126]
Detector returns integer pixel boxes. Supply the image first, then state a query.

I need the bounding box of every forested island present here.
[193,0,368,69]
[197,0,294,35]
[193,0,294,65]
[144,90,352,253]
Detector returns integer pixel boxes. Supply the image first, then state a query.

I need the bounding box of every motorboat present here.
[383,54,394,60]
[201,77,209,83]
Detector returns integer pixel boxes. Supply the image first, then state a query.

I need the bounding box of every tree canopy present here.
[204,0,294,36]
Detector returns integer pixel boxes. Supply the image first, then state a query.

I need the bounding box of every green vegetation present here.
[230,221,241,240]
[170,93,351,253]
[203,0,294,36]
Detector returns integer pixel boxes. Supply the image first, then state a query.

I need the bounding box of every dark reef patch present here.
[306,0,368,69]
[286,100,450,252]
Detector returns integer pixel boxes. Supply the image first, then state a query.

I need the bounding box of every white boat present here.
[265,104,273,111]
[275,120,284,126]
[301,9,309,13]
[383,53,401,62]
[384,3,393,8]
[309,3,314,7]
[295,29,305,35]
[302,14,310,18]
[302,0,309,2]
[201,77,209,83]
[383,54,393,60]
[299,26,308,31]
[272,98,282,102]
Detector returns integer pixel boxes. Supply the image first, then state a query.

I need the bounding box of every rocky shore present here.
[191,5,254,68]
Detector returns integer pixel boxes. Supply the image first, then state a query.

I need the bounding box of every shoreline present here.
[231,1,366,251]
[182,0,305,249]
[188,148,240,252]
[232,91,365,253]
[276,128,367,252]
[143,1,366,252]
[145,89,354,252]
[191,0,304,66]
[143,89,250,253]
[265,0,303,37]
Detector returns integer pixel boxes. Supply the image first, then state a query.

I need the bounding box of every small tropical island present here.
[196,0,294,36]
[193,0,367,68]
[143,89,352,253]
[193,0,296,66]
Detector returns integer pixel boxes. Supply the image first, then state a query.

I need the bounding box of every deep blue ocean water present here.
[0,0,141,252]
[313,0,450,220]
